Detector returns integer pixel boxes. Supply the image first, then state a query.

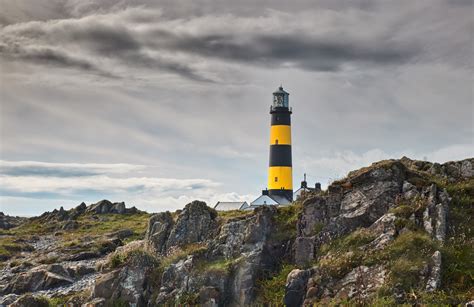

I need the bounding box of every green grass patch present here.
[272,203,303,241]
[159,243,208,270]
[217,209,254,222]
[255,263,296,305]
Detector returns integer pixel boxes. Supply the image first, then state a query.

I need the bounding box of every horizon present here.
[1,1,473,216]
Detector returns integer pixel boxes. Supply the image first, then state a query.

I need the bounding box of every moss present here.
[217,209,254,222]
[0,237,34,260]
[159,243,208,270]
[255,263,295,305]
[176,291,200,304]
[272,203,302,241]
[196,257,237,275]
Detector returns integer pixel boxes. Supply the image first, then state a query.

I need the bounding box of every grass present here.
[437,179,474,299]
[255,263,296,305]
[217,209,254,222]
[272,203,303,241]
[0,236,34,260]
[0,211,151,264]
[159,243,208,270]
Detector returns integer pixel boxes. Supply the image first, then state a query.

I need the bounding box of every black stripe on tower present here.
[269,145,292,166]
[271,112,291,125]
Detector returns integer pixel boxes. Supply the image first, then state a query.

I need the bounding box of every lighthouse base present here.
[268,189,293,204]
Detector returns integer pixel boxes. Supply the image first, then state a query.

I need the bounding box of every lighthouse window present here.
[275,139,279,144]
[275,177,278,182]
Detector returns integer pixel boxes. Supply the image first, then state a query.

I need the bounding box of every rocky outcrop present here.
[165,201,219,250]
[0,212,26,230]
[285,158,467,305]
[86,200,140,215]
[2,264,75,294]
[148,205,280,306]
[9,294,49,307]
[400,156,473,182]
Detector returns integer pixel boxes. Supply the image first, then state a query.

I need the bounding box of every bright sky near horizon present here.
[0,0,473,216]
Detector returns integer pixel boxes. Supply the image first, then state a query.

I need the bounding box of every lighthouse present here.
[268,86,293,202]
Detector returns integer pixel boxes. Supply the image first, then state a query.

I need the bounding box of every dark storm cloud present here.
[0,17,213,82]
[155,31,417,72]
[0,3,424,82]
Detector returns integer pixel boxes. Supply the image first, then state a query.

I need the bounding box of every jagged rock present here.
[0,212,26,230]
[165,201,218,251]
[108,229,134,240]
[67,251,102,261]
[82,297,106,307]
[61,220,79,230]
[152,205,279,306]
[285,269,312,307]
[9,294,49,307]
[0,293,20,306]
[86,200,126,214]
[144,211,174,254]
[199,286,220,307]
[2,264,74,294]
[92,250,157,306]
[466,300,474,307]
[331,265,387,301]
[425,250,442,292]
[294,236,315,266]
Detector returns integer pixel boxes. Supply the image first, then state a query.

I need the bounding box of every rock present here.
[332,265,387,300]
[61,220,79,230]
[294,236,315,266]
[92,248,158,306]
[82,297,106,307]
[3,264,74,294]
[425,250,442,292]
[0,212,26,230]
[67,251,102,261]
[466,300,474,307]
[284,269,312,307]
[92,270,120,299]
[86,200,125,214]
[108,229,134,240]
[144,211,174,254]
[10,294,49,307]
[199,286,220,306]
[165,201,218,251]
[0,293,20,306]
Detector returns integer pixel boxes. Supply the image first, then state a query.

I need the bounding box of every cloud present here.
[0,160,146,177]
[0,160,255,215]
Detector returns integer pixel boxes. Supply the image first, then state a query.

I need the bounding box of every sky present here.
[0,0,473,216]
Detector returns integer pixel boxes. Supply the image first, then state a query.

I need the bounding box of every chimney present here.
[301,173,308,188]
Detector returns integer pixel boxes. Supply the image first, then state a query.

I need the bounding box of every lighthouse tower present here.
[268,86,293,202]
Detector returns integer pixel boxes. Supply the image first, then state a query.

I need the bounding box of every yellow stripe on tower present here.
[270,125,291,145]
[268,166,293,190]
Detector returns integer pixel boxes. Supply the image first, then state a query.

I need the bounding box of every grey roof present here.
[269,194,291,205]
[250,194,291,206]
[250,195,279,206]
[214,201,249,211]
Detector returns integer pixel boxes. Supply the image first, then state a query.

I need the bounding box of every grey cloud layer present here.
[1,2,451,81]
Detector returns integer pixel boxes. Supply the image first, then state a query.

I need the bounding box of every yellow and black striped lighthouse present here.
[268,86,293,202]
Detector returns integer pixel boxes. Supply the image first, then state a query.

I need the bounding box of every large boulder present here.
[145,212,174,254]
[2,264,74,294]
[9,294,49,307]
[92,249,158,307]
[0,212,26,230]
[86,200,126,214]
[165,201,219,251]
